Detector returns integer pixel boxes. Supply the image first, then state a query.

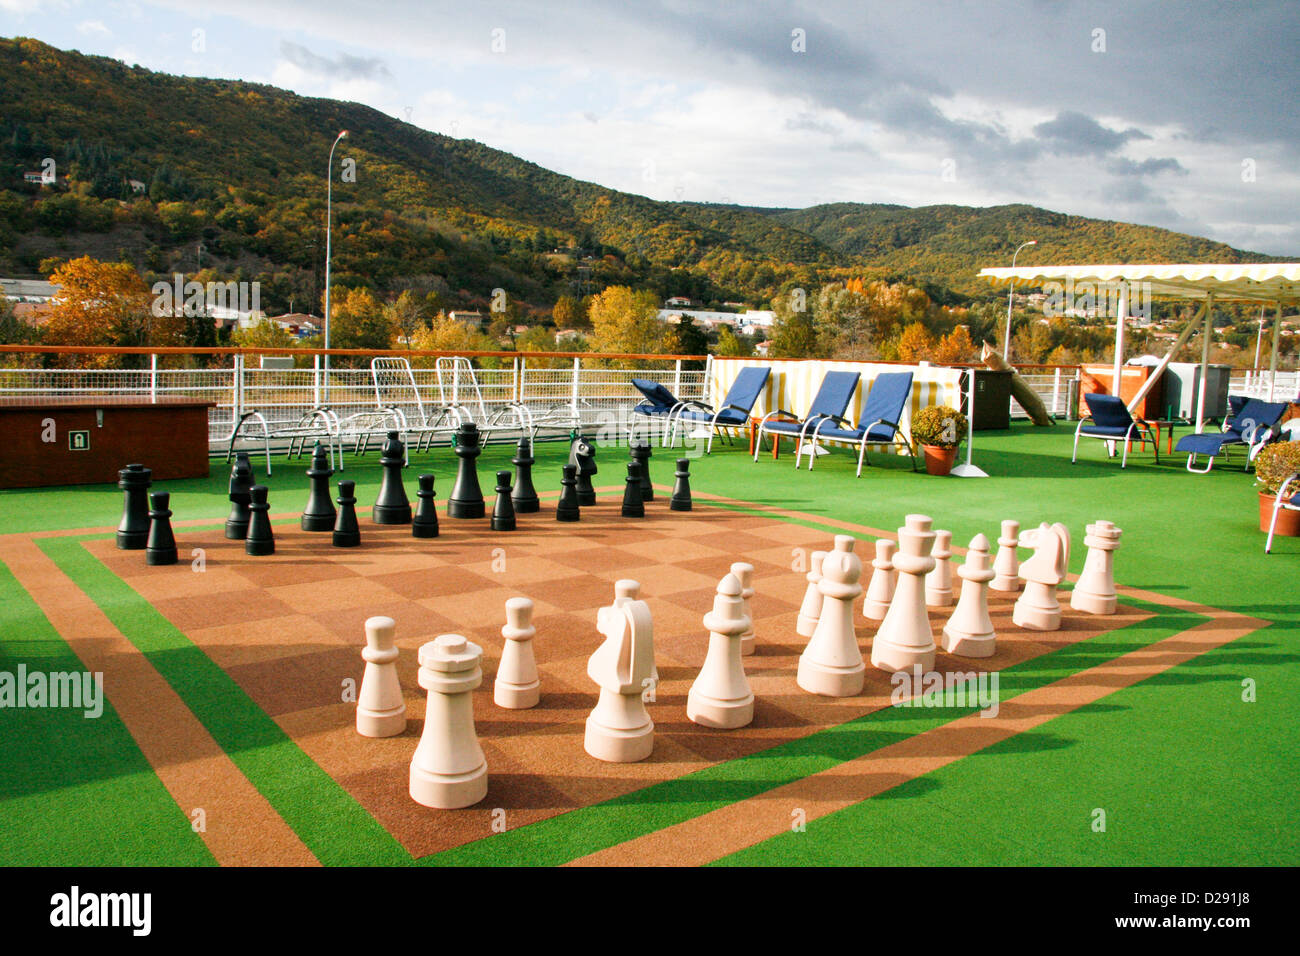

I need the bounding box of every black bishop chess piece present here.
[555,464,581,522]
[333,480,361,548]
[373,431,412,524]
[245,485,275,556]
[621,461,646,518]
[573,436,598,506]
[630,442,654,501]
[116,463,152,550]
[448,421,486,519]
[145,490,178,566]
[225,453,253,540]
[491,471,517,532]
[301,442,337,532]
[670,458,693,512]
[511,438,540,514]
[412,474,441,539]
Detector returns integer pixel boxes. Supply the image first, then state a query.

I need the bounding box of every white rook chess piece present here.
[990,520,1021,592]
[941,534,997,657]
[613,579,657,685]
[584,597,655,762]
[687,573,754,729]
[871,514,937,674]
[797,535,865,697]
[409,634,488,809]
[862,539,897,621]
[730,562,756,656]
[1013,523,1071,631]
[925,530,954,607]
[796,550,828,638]
[356,615,406,738]
[494,597,539,709]
[1071,520,1122,615]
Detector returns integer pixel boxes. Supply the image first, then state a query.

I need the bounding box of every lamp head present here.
[338,129,349,141]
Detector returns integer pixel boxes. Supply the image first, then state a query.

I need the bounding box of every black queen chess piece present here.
[116,463,152,550]
[511,438,540,514]
[225,453,253,540]
[447,421,486,519]
[621,461,646,518]
[301,441,337,532]
[334,480,361,548]
[670,458,693,512]
[631,442,654,501]
[555,464,581,522]
[373,431,412,524]
[145,491,178,566]
[492,471,517,532]
[245,485,275,556]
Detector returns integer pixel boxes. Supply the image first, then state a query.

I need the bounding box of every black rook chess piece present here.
[116,463,152,550]
[448,421,486,519]
[225,453,253,540]
[511,438,540,513]
[492,471,517,532]
[555,464,581,522]
[373,431,412,524]
[145,490,178,566]
[412,474,441,539]
[631,442,653,501]
[621,461,646,518]
[334,480,361,547]
[301,442,337,532]
[573,436,598,507]
[670,458,693,512]
[245,485,275,556]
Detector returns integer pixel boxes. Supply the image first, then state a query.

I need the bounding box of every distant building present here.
[555,329,583,343]
[128,179,147,194]
[11,302,55,326]
[664,296,698,308]
[754,340,771,357]
[448,310,485,327]
[0,278,59,303]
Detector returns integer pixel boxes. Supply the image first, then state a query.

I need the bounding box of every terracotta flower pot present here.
[1259,490,1300,536]
[922,444,958,476]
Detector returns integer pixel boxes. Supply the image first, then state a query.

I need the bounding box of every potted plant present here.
[1254,441,1300,535]
[911,405,968,476]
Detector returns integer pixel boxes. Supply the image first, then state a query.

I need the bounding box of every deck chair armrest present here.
[1278,473,1300,500]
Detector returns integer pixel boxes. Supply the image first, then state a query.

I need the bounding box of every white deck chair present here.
[371,357,465,456]
[434,356,532,444]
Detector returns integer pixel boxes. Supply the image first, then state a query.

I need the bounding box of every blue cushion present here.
[860,372,913,425]
[764,417,828,436]
[676,407,749,426]
[1175,432,1240,456]
[631,403,674,418]
[719,367,771,414]
[813,423,900,443]
[631,378,679,410]
[1084,393,1135,429]
[1079,424,1135,439]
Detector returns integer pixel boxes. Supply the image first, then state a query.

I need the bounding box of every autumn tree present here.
[552,294,588,330]
[587,286,662,356]
[769,284,821,358]
[43,256,158,365]
[933,324,976,364]
[406,313,495,367]
[385,290,424,348]
[326,285,393,357]
[894,322,936,363]
[714,324,753,358]
[232,318,295,350]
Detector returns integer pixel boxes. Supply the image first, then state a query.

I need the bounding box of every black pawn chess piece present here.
[412,474,440,539]
[116,463,152,550]
[145,490,178,566]
[670,458,693,512]
[511,438,540,514]
[492,471,517,532]
[448,421,486,519]
[334,480,361,547]
[555,464,581,522]
[621,461,646,518]
[225,453,253,540]
[245,485,275,556]
[373,431,412,524]
[631,442,654,501]
[301,442,337,532]
[574,437,598,507]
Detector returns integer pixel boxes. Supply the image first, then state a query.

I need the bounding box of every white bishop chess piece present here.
[862,539,897,621]
[1013,523,1071,631]
[797,535,865,697]
[871,514,937,674]
[687,573,754,728]
[796,550,827,638]
[584,597,656,762]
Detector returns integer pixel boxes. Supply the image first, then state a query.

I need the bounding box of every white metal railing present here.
[1232,369,1300,402]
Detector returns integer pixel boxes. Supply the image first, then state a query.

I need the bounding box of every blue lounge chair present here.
[627,378,688,445]
[1072,393,1160,468]
[753,370,861,468]
[805,371,917,476]
[1173,398,1290,473]
[666,366,771,454]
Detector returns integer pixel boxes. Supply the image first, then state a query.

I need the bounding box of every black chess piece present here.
[447,421,486,519]
[491,471,517,532]
[116,463,152,550]
[333,480,361,547]
[621,461,646,518]
[574,436,598,506]
[245,485,275,556]
[412,474,440,539]
[511,438,540,513]
[225,453,253,540]
[301,441,337,532]
[373,431,412,524]
[145,490,178,566]
[555,464,581,522]
[670,458,693,512]
[631,442,654,501]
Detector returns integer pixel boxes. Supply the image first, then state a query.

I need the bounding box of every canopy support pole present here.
[1112,281,1128,394]
[1267,301,1282,403]
[1126,299,1209,414]
[1194,293,1215,433]
[951,367,988,478]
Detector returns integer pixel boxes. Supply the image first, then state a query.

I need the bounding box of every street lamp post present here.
[1003,239,1037,361]
[323,129,348,402]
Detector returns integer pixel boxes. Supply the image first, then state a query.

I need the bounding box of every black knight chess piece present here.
[373,431,412,524]
[301,441,337,532]
[555,464,581,522]
[225,453,253,540]
[573,436,598,506]
[412,474,441,539]
[492,471,517,532]
[631,442,653,501]
[511,438,540,514]
[670,458,693,512]
[448,421,486,519]
[116,463,152,550]
[145,490,178,566]
[334,480,361,548]
[245,485,275,556]
[621,461,646,518]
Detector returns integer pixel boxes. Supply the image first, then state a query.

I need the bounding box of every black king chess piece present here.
[447,421,486,519]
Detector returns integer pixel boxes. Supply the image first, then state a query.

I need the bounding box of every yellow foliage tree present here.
[895,322,936,363]
[587,286,662,356]
[43,256,156,367]
[933,324,976,364]
[405,313,495,367]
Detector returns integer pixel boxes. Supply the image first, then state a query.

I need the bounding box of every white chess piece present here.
[1070,520,1122,615]
[494,597,539,709]
[871,514,937,673]
[409,634,488,809]
[731,562,756,656]
[356,615,406,737]
[687,573,754,728]
[1013,523,1071,631]
[862,539,897,621]
[990,520,1021,592]
[797,535,865,697]
[613,579,656,684]
[796,550,827,637]
[925,530,954,607]
[941,534,997,657]
[584,598,656,762]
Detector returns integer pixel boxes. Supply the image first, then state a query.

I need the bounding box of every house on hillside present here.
[665,296,698,308]
[448,310,485,327]
[128,179,147,194]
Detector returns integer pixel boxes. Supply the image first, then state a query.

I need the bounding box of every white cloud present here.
[75,19,111,37]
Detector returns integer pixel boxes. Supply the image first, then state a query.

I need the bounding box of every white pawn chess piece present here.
[1070,520,1122,615]
[409,634,488,809]
[687,573,754,728]
[613,579,657,685]
[356,615,406,737]
[871,514,937,673]
[797,535,865,697]
[990,520,1021,592]
[862,539,897,621]
[494,597,539,709]
[925,530,954,607]
[941,534,997,657]
[731,562,756,656]
[1013,523,1071,631]
[796,550,828,638]
[584,598,656,762]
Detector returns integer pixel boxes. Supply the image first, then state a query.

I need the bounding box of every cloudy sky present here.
[3,0,1298,255]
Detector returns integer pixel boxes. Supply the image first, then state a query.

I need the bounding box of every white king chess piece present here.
[871,514,938,674]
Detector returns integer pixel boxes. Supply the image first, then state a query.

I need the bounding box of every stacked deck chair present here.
[804,370,917,476]
[1173,398,1291,473]
[628,378,689,445]
[666,366,771,454]
[753,370,861,468]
